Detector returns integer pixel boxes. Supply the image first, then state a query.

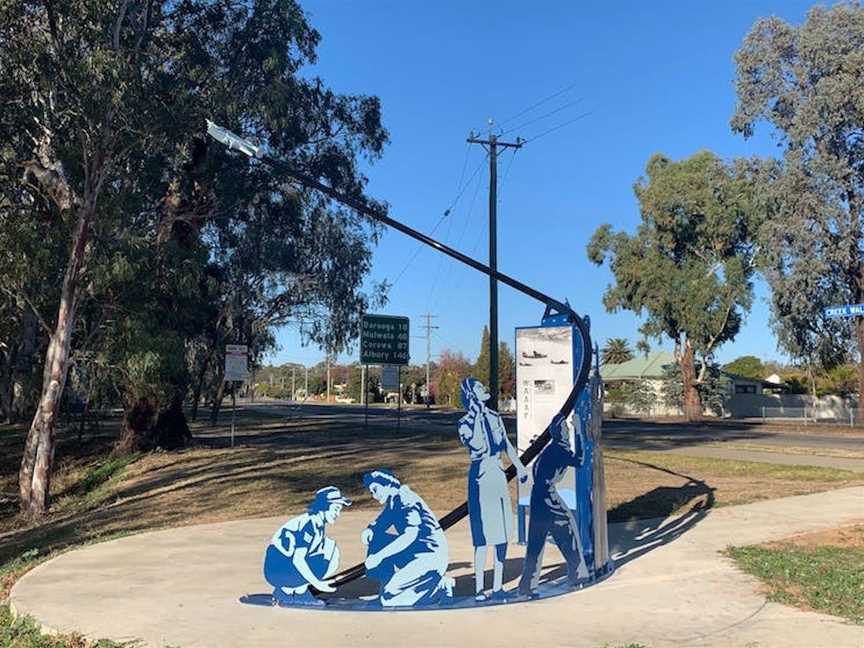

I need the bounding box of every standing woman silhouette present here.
[458,378,528,601]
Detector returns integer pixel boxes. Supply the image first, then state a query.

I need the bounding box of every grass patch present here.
[0,603,128,647]
[66,454,142,499]
[728,526,864,625]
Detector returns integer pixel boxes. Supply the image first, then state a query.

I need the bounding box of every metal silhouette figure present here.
[263,487,351,606]
[518,413,588,597]
[362,470,454,607]
[458,378,528,601]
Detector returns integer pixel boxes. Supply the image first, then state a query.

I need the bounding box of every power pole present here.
[326,355,331,404]
[304,365,308,399]
[421,313,439,409]
[291,366,296,401]
[468,124,523,411]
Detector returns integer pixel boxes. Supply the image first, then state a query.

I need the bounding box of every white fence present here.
[761,405,858,427]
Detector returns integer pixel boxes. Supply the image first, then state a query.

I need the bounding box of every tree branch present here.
[112,0,132,50]
[0,286,54,338]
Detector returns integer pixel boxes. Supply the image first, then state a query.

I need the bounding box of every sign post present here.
[361,315,409,432]
[225,344,249,448]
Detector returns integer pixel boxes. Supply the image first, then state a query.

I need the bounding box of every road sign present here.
[225,344,249,381]
[824,303,864,318]
[381,365,400,390]
[360,315,409,365]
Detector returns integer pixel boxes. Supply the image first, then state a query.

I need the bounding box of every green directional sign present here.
[360,315,410,365]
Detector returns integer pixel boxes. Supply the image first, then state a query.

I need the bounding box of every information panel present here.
[360,315,409,365]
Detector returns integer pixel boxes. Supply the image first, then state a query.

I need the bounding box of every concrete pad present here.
[11,487,864,648]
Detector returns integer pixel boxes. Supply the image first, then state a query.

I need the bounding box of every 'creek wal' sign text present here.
[360,315,409,365]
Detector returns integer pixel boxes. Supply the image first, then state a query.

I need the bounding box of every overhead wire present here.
[389,147,487,289]
[522,110,594,143]
[499,97,584,136]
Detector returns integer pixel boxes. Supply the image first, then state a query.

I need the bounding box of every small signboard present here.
[360,315,409,365]
[824,303,864,318]
[225,344,249,382]
[381,365,400,390]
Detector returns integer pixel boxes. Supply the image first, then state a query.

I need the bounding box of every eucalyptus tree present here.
[731,3,864,410]
[0,0,387,514]
[588,151,758,421]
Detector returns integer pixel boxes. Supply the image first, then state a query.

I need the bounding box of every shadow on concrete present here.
[605,456,715,568]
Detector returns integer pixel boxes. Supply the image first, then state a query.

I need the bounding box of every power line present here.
[500,97,584,136]
[389,150,488,289]
[495,80,580,130]
[523,110,593,143]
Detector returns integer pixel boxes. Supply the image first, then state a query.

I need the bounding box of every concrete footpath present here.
[10,487,864,648]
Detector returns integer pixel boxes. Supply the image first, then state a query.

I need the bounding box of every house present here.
[600,350,789,417]
[600,351,678,416]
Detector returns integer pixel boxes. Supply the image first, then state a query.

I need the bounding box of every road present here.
[229,400,864,453]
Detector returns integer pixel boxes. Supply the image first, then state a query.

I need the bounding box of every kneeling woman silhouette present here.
[362,469,454,607]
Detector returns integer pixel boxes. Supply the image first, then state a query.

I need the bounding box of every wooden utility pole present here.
[468,125,523,411]
[422,313,438,409]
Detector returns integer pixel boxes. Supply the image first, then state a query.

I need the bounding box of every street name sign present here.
[823,303,864,318]
[225,344,249,382]
[360,315,409,365]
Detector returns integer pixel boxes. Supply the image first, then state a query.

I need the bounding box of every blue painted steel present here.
[263,487,351,606]
[458,378,529,600]
[824,303,864,318]
[518,413,589,596]
[361,470,454,607]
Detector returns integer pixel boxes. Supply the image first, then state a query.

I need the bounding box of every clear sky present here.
[268,0,819,369]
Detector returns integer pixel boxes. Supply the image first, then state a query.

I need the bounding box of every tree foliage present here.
[722,355,765,380]
[601,338,634,365]
[0,0,388,513]
[731,3,864,407]
[588,150,758,420]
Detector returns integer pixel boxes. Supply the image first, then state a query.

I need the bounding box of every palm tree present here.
[602,338,634,365]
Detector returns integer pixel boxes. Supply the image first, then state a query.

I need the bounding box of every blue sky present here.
[268,0,818,369]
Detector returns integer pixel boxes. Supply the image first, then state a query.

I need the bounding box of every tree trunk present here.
[114,396,156,455]
[210,367,226,425]
[680,339,702,422]
[19,207,91,515]
[190,363,206,423]
[857,318,864,426]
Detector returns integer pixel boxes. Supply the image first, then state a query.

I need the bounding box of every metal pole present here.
[488,132,499,411]
[397,366,401,433]
[364,365,369,430]
[326,355,331,404]
[292,366,296,401]
[304,365,308,400]
[230,383,236,448]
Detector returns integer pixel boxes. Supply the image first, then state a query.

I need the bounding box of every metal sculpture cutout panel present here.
[263,487,351,606]
[362,470,454,607]
[518,413,590,597]
[458,379,528,601]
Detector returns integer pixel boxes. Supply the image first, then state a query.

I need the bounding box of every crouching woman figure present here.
[362,469,453,607]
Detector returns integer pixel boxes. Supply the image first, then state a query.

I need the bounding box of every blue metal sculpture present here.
[517,413,589,597]
[263,487,351,606]
[209,121,613,610]
[362,470,454,607]
[458,378,528,601]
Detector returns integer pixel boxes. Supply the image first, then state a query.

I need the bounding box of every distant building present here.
[601,351,789,417]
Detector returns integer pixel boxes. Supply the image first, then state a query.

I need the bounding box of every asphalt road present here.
[231,400,864,453]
